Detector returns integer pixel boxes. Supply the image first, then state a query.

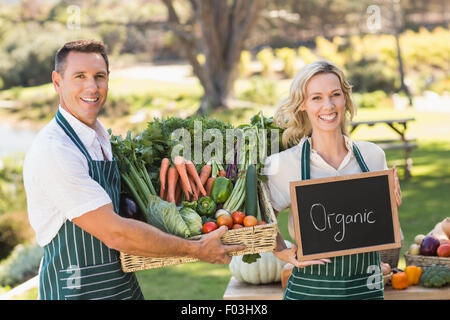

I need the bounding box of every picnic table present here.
[349,118,417,179]
[223,277,450,300]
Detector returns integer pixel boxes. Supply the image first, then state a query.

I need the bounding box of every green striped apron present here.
[283,138,384,300]
[38,110,144,300]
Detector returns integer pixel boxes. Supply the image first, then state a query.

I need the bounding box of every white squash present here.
[229,241,292,285]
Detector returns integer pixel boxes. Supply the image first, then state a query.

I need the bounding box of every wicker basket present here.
[380,247,402,268]
[120,180,278,272]
[404,253,450,268]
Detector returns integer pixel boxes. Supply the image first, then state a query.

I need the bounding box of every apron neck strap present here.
[301,137,369,180]
[55,109,93,162]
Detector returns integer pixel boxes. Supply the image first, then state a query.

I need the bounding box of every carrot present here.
[189,175,199,201]
[185,160,207,197]
[199,164,212,186]
[166,166,179,204]
[159,158,170,198]
[205,177,215,196]
[175,181,182,206]
[218,170,227,177]
[174,156,192,199]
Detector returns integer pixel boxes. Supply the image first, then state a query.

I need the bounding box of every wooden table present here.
[349,118,417,179]
[223,277,450,300]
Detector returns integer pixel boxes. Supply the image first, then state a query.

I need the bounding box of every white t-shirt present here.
[23,106,114,247]
[263,135,388,239]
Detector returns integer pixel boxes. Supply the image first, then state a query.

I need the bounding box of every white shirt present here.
[263,135,388,239]
[23,106,114,247]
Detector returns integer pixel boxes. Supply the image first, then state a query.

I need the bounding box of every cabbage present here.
[179,207,203,236]
[144,195,191,238]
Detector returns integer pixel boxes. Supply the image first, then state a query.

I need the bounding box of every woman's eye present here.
[312,96,321,100]
[333,92,341,96]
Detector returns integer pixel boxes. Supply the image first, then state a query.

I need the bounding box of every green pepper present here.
[182,200,197,210]
[210,177,233,204]
[197,196,217,216]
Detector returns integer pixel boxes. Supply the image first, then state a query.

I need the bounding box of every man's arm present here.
[73,203,244,264]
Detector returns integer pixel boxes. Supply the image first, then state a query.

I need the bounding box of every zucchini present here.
[245,164,257,216]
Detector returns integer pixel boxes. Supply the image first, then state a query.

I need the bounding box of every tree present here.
[161,0,265,115]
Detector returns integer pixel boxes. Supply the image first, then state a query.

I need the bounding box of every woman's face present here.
[300,72,346,135]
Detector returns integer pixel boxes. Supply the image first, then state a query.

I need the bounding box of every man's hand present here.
[195,226,245,264]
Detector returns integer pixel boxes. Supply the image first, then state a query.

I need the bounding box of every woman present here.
[264,60,402,300]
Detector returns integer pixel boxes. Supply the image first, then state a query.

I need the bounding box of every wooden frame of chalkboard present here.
[290,169,401,262]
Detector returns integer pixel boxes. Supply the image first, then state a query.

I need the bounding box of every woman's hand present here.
[393,165,402,207]
[273,244,331,268]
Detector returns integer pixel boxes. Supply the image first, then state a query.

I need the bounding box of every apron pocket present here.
[57,260,134,300]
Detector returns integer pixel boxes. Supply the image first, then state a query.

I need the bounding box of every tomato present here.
[232,224,244,229]
[243,215,258,227]
[217,214,233,229]
[231,211,246,225]
[202,221,218,234]
[257,220,267,225]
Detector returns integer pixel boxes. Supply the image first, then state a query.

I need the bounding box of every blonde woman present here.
[264,60,402,300]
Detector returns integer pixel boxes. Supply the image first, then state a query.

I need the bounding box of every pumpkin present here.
[229,241,292,285]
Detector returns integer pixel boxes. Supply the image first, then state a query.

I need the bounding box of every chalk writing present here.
[310,203,376,242]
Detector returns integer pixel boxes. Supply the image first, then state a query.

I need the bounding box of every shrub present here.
[275,47,297,78]
[298,46,318,65]
[256,48,274,75]
[346,56,398,93]
[238,76,280,106]
[353,90,391,109]
[0,243,43,287]
[239,50,252,78]
[0,211,35,261]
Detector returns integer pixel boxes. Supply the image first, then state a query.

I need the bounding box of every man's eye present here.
[75,74,84,79]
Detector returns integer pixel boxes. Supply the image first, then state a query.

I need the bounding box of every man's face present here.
[52,51,108,128]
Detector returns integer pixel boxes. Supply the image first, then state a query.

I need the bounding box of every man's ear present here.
[52,70,61,93]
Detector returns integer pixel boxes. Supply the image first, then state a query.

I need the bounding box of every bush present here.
[353,90,391,109]
[346,56,398,93]
[275,47,297,78]
[239,50,252,78]
[0,211,35,261]
[256,48,274,75]
[238,76,280,106]
[0,243,43,287]
[0,155,27,215]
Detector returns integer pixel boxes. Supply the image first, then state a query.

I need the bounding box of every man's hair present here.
[55,40,109,76]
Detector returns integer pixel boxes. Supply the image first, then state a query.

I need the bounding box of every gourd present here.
[229,241,292,285]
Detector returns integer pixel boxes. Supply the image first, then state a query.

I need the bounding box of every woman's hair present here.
[274,60,356,149]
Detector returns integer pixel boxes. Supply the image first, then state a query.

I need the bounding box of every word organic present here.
[309,203,376,242]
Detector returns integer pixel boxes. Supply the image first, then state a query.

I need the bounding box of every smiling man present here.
[23,40,244,300]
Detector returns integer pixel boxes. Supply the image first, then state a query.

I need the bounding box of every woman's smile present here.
[318,112,338,122]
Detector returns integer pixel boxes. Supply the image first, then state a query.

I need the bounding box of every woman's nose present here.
[323,97,335,109]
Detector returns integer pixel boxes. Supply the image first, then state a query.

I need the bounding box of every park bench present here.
[350,118,417,179]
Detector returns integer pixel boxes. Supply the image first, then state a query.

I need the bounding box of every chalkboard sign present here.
[289,169,401,262]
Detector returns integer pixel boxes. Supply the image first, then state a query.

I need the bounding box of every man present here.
[23,40,244,300]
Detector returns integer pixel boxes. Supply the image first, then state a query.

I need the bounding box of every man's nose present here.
[84,76,99,91]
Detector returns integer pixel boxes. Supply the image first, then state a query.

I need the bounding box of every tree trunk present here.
[162,0,264,115]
